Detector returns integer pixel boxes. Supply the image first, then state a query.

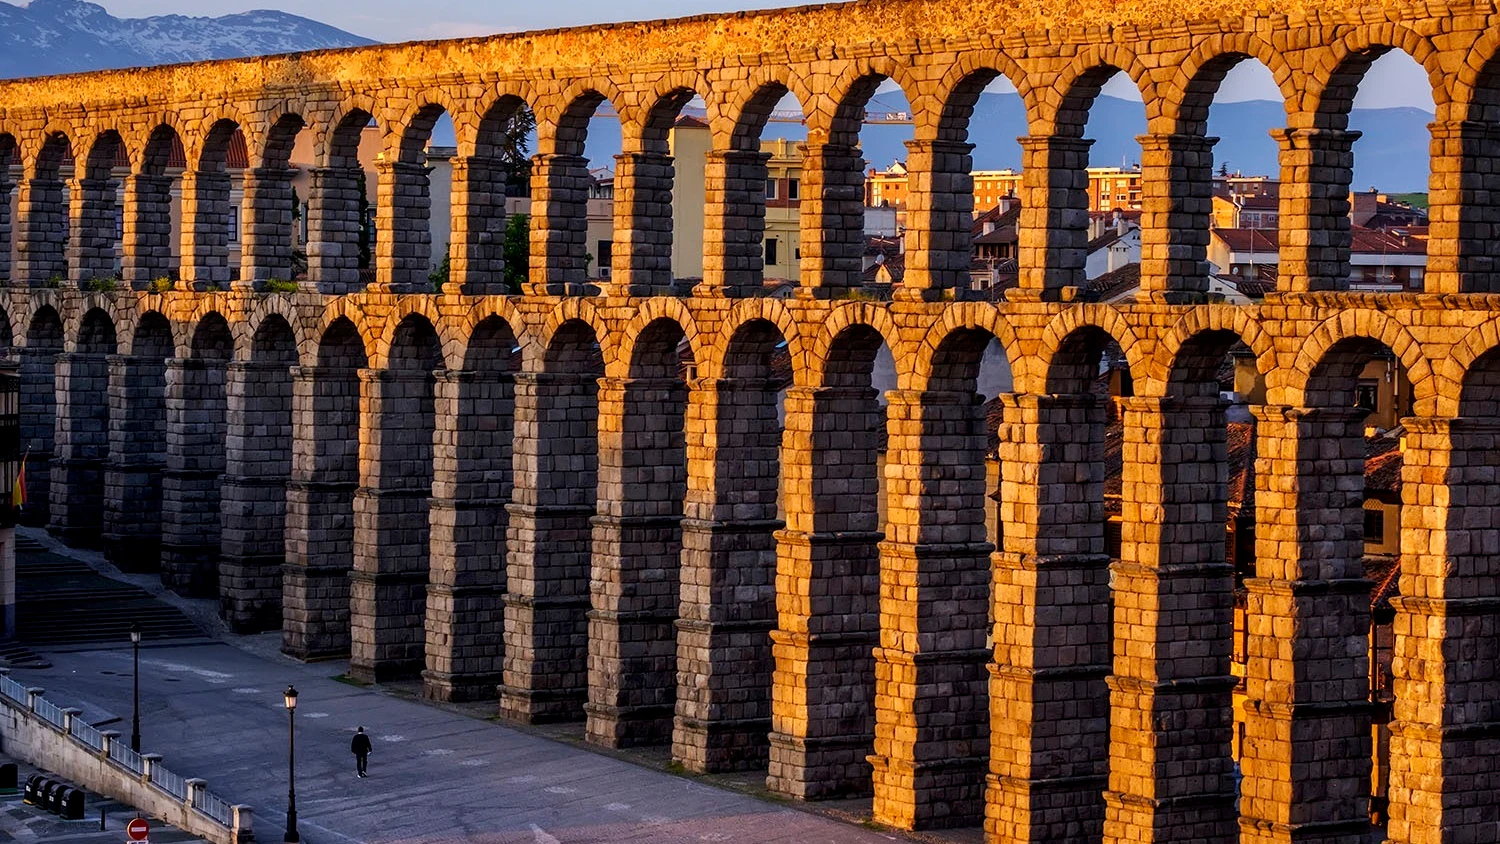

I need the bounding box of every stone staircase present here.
[15,546,205,649]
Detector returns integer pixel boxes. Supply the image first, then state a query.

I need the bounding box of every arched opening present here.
[422,314,520,701]
[933,70,1029,298]
[0,134,19,283]
[769,323,888,802]
[349,313,442,683]
[378,105,454,292]
[306,108,380,292]
[70,130,125,286]
[713,84,809,296]
[159,312,231,597]
[525,93,621,294]
[282,317,367,660]
[18,132,72,286]
[180,119,243,290]
[1236,335,1412,838]
[585,317,692,747]
[672,316,789,773]
[499,319,602,722]
[121,125,182,289]
[615,87,703,295]
[244,113,306,288]
[19,307,63,525]
[103,310,172,571]
[468,96,535,295]
[220,314,298,633]
[49,307,116,546]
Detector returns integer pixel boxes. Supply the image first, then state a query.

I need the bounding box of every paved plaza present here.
[7,640,922,844]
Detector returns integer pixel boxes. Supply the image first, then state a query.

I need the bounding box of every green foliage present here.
[149,277,174,294]
[428,246,451,292]
[263,279,299,294]
[502,214,529,294]
[202,281,223,293]
[84,276,119,293]
[496,107,537,197]
[42,275,63,289]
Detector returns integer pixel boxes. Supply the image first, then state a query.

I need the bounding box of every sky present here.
[78,0,1438,110]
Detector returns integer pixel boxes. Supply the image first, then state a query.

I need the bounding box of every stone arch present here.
[28,124,75,178]
[538,299,613,371]
[613,297,700,379]
[720,67,813,151]
[462,312,520,371]
[316,315,370,368]
[321,96,379,168]
[78,129,126,181]
[239,296,307,363]
[257,111,307,168]
[930,50,1039,142]
[1169,33,1299,135]
[913,303,1021,392]
[542,78,626,158]
[1147,307,1274,395]
[74,307,118,356]
[315,300,376,365]
[188,311,234,361]
[635,71,710,153]
[0,305,13,352]
[1284,309,1435,412]
[250,311,298,364]
[138,122,183,176]
[1306,25,1447,128]
[64,299,124,354]
[808,302,906,389]
[1043,45,1158,137]
[130,310,174,360]
[373,298,452,370]
[388,91,462,165]
[703,297,806,384]
[473,88,538,161]
[384,311,444,373]
[195,118,243,172]
[811,57,917,147]
[1036,305,1145,395]
[25,304,64,350]
[1428,318,1500,418]
[451,298,526,370]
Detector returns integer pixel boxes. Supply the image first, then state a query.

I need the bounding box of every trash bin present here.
[60,787,85,820]
[21,774,41,805]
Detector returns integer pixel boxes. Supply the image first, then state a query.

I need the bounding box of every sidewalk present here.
[0,756,205,844]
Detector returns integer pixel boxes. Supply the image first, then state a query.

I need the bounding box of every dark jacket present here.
[351,733,372,756]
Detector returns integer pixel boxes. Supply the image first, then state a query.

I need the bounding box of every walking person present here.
[351,726,372,777]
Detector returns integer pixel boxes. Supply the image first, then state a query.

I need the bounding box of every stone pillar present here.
[525,153,590,295]
[15,175,68,285]
[768,385,883,799]
[1385,417,1500,843]
[283,365,360,660]
[349,368,435,682]
[899,139,975,300]
[1273,128,1359,292]
[220,361,293,633]
[159,358,227,597]
[238,167,296,289]
[499,371,597,722]
[870,390,991,830]
[120,174,176,290]
[373,160,432,294]
[67,176,118,285]
[19,345,58,526]
[422,369,514,702]
[1103,397,1237,843]
[446,156,508,295]
[698,149,770,298]
[305,166,364,294]
[1135,133,1217,303]
[48,352,111,545]
[1013,136,1093,301]
[672,376,780,772]
[586,376,686,748]
[986,393,1111,843]
[103,354,166,571]
[179,170,234,290]
[1423,120,1500,294]
[608,151,675,296]
[1240,404,1372,844]
[797,142,864,296]
[0,177,15,285]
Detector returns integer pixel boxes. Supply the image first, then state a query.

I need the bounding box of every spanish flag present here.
[11,451,25,511]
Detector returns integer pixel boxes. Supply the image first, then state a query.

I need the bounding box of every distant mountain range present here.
[0,0,373,79]
[578,93,1436,195]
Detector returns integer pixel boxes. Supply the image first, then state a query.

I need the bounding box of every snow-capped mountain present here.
[0,0,375,79]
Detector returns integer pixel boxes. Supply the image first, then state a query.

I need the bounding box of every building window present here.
[787,179,800,200]
[765,237,779,266]
[1364,508,1385,544]
[1354,381,1379,414]
[227,206,239,243]
[597,240,612,270]
[765,179,778,200]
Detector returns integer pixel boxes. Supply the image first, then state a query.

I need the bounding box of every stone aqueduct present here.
[3,0,1500,840]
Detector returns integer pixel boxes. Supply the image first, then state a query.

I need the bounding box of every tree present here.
[502,213,529,294]
[497,107,537,197]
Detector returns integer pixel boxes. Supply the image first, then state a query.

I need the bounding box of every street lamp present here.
[283,685,299,844]
[129,623,141,753]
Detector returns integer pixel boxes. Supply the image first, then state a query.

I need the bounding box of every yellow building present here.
[865,163,1142,212]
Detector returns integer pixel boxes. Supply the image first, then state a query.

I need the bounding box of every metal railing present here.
[153,767,186,800]
[194,789,234,825]
[0,674,26,704]
[69,717,104,751]
[32,696,63,727]
[110,741,145,775]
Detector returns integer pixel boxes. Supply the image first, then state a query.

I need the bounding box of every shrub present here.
[85,276,119,293]
[149,277,174,294]
[263,279,299,294]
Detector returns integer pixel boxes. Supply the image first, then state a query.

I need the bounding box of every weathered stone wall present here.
[6,0,1500,841]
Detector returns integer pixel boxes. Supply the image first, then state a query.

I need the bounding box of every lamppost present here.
[283,685,299,844]
[129,623,141,752]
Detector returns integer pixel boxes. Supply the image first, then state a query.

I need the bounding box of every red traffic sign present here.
[127,817,150,841]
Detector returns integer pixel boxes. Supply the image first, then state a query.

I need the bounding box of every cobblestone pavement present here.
[6,643,930,844]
